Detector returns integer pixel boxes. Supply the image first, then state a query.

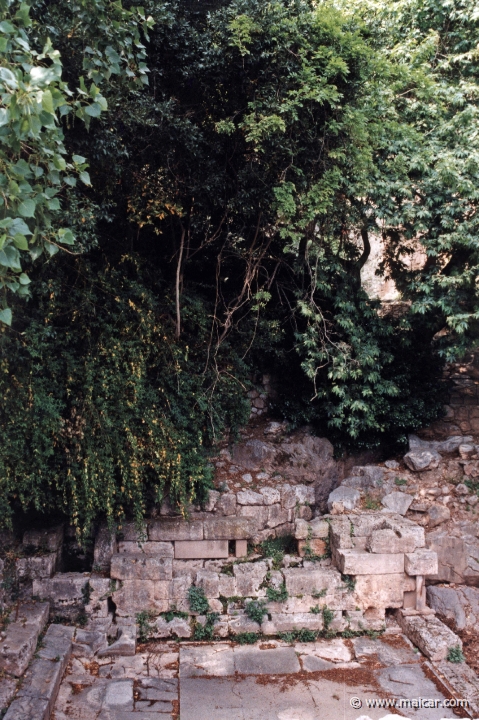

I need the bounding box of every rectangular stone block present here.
[18,657,64,717]
[263,613,323,634]
[353,573,407,610]
[23,525,63,553]
[367,529,417,554]
[235,540,247,558]
[174,541,228,559]
[404,549,438,576]
[233,561,268,597]
[237,490,264,505]
[110,555,172,581]
[112,579,170,617]
[383,519,425,549]
[238,505,269,526]
[283,567,342,597]
[337,549,404,575]
[149,519,203,542]
[16,554,57,581]
[118,541,174,557]
[267,504,289,529]
[397,612,462,662]
[203,517,256,540]
[32,573,90,612]
[0,625,39,677]
[3,695,49,720]
[195,570,220,598]
[218,574,236,597]
[297,538,327,558]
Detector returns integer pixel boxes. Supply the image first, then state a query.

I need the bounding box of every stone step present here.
[3,623,74,720]
[396,609,463,662]
[0,602,49,677]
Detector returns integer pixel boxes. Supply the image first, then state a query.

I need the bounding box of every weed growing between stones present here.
[193,613,219,640]
[394,477,408,486]
[245,600,268,624]
[188,585,210,614]
[266,583,288,602]
[363,494,381,510]
[160,608,189,623]
[136,610,155,642]
[447,645,465,663]
[235,632,260,644]
[279,628,318,643]
[258,535,296,568]
[310,605,321,614]
[322,606,335,630]
[312,588,327,599]
[341,574,356,592]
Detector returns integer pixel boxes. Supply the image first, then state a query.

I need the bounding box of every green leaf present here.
[0,67,18,89]
[84,102,102,117]
[0,308,12,326]
[0,108,9,127]
[18,272,31,285]
[0,245,21,269]
[18,199,36,218]
[72,155,87,164]
[79,171,91,186]
[13,234,28,250]
[41,90,54,114]
[57,229,75,245]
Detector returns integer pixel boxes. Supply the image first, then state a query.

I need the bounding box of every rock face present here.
[427,585,479,630]
[231,433,340,511]
[426,520,479,586]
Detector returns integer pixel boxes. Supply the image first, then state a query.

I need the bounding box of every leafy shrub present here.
[136,610,155,643]
[244,600,267,625]
[193,612,219,641]
[447,645,465,664]
[266,583,288,603]
[188,586,210,615]
[235,632,259,645]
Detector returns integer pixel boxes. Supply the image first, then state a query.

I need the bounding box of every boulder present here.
[327,486,360,512]
[427,504,450,528]
[403,449,441,472]
[342,466,384,490]
[381,492,414,516]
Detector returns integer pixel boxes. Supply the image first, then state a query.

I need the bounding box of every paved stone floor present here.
[52,634,465,720]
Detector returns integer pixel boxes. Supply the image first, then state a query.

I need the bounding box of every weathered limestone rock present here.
[0,602,49,677]
[396,611,462,662]
[327,486,360,512]
[367,529,416,554]
[98,622,136,656]
[0,677,16,714]
[215,493,237,516]
[381,492,413,516]
[112,579,169,616]
[110,554,173,581]
[117,540,173,556]
[404,549,438,576]
[353,574,412,610]
[233,561,268,597]
[436,661,479,716]
[238,505,269,527]
[237,490,264,505]
[195,570,220,598]
[218,574,236,597]
[263,613,323,634]
[427,585,479,630]
[228,614,262,635]
[298,538,327,558]
[283,567,342,597]
[33,573,90,615]
[16,554,57,581]
[149,518,203,542]
[203,516,256,540]
[342,466,384,490]
[3,695,49,720]
[204,490,220,512]
[427,503,451,528]
[337,549,404,575]
[23,525,63,553]
[72,629,108,657]
[266,504,289,528]
[174,540,228,559]
[260,487,281,505]
[427,521,479,585]
[93,524,117,572]
[404,449,442,472]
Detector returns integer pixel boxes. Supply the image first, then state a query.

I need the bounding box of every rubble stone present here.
[404,449,442,472]
[396,611,462,662]
[327,486,360,512]
[381,492,413,516]
[233,561,268,597]
[367,529,417,554]
[203,516,256,540]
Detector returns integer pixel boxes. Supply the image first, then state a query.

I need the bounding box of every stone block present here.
[382,518,426,549]
[3,695,49,720]
[235,540,247,558]
[174,540,228,559]
[298,538,327,558]
[11,602,50,628]
[238,505,269,526]
[336,549,404,575]
[397,611,462,662]
[348,513,385,537]
[98,624,136,657]
[23,525,63,553]
[327,486,361,512]
[263,613,323,634]
[367,529,417,554]
[73,629,108,657]
[18,658,64,715]
[169,574,193,600]
[203,517,256,540]
[112,579,169,617]
[381,492,414,516]
[37,624,74,667]
[404,449,441,472]
[110,554,173,581]
[173,560,204,576]
[260,487,281,505]
[329,517,353,551]
[233,561,268,597]
[0,677,16,713]
[237,490,264,505]
[428,504,451,528]
[195,570,220,598]
[267,504,289,528]
[215,493,237,516]
[16,554,57,581]
[228,614,262,635]
[117,541,173,557]
[32,573,90,613]
[404,549,438,576]
[204,490,220,512]
[93,524,117,572]
[353,574,410,610]
[294,519,309,540]
[283,567,342,597]
[85,576,111,618]
[149,518,203,542]
[218,574,236,597]
[0,625,40,677]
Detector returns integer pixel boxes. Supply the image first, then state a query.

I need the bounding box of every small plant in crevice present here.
[160,608,189,623]
[81,581,91,606]
[363,494,381,511]
[266,583,288,602]
[193,612,219,640]
[394,477,408,486]
[310,605,321,614]
[258,535,296,569]
[322,606,335,631]
[341,574,356,593]
[279,628,318,643]
[244,600,267,624]
[312,588,327,599]
[235,632,259,645]
[136,610,155,642]
[447,645,465,663]
[188,585,210,614]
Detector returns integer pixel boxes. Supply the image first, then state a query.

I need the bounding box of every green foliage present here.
[160,609,189,623]
[258,536,296,569]
[136,610,155,642]
[341,575,356,593]
[266,583,288,603]
[447,645,465,664]
[188,585,210,615]
[279,628,318,643]
[394,477,407,486]
[322,606,335,630]
[310,605,321,614]
[244,600,267,624]
[312,588,327,599]
[235,632,259,644]
[193,612,219,640]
